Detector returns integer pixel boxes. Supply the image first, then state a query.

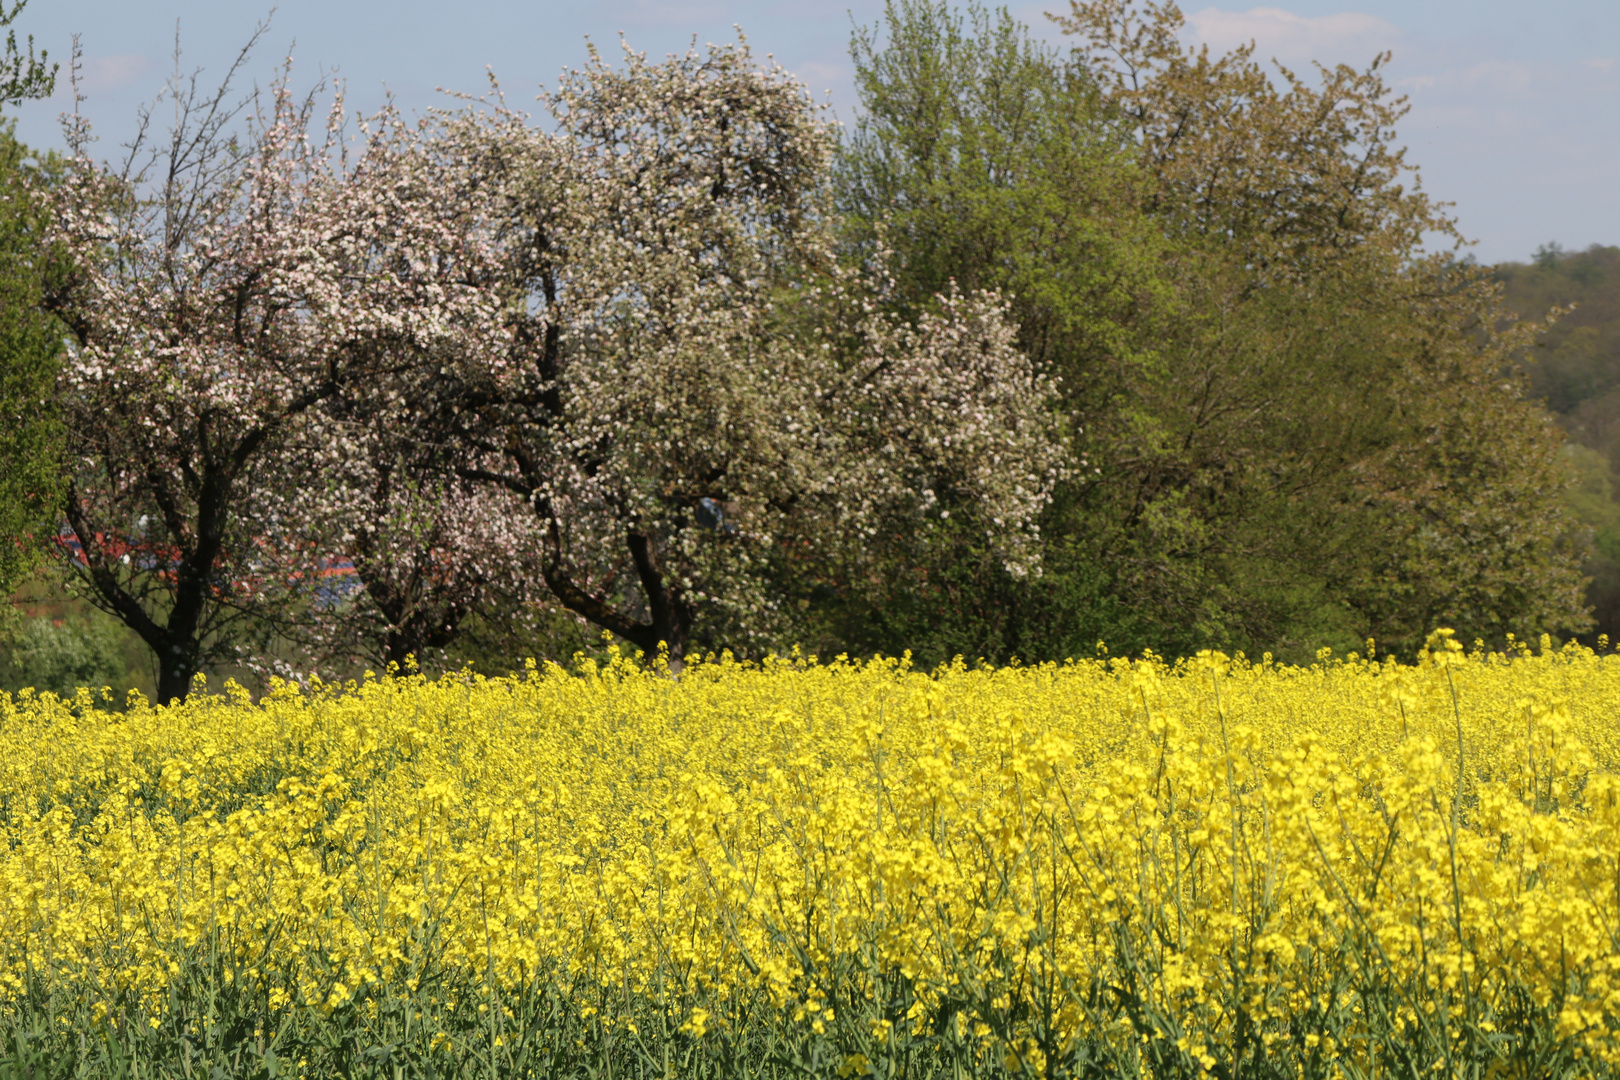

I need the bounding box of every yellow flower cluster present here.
[1,634,1618,1070]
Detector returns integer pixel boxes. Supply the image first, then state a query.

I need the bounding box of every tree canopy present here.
[823,0,1588,664]
[0,2,1600,693]
[37,37,1065,697]
[400,43,1066,673]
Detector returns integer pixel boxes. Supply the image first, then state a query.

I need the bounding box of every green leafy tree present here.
[1049,0,1588,657]
[0,129,62,623]
[820,0,1167,664]
[0,0,61,630]
[1497,245,1620,444]
[839,0,1159,381]
[826,0,1589,663]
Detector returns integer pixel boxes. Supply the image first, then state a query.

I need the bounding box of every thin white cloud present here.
[1182,7,1401,71]
[1461,58,1533,91]
[1396,57,1536,97]
[82,54,156,93]
[36,53,154,105]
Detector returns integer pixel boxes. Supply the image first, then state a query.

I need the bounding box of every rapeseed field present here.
[1,631,1618,1077]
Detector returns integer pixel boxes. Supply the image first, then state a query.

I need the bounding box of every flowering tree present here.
[416,42,1070,668]
[279,392,558,674]
[43,33,1070,690]
[44,47,509,703]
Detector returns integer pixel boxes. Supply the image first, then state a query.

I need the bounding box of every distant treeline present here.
[0,0,1605,701]
[1497,244,1620,643]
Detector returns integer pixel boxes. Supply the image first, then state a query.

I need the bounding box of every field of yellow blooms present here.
[2,633,1619,1078]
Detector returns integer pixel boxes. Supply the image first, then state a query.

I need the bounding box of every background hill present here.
[1497,244,1620,641]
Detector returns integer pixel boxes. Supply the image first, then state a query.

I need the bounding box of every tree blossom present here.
[44,44,511,703]
[46,33,1073,689]
[412,40,1071,668]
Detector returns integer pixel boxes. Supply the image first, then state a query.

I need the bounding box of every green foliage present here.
[0,616,126,700]
[825,0,1165,662]
[0,124,63,623]
[821,0,1590,664]
[803,506,1160,670]
[1,575,152,701]
[0,0,53,108]
[1498,244,1620,422]
[0,7,58,605]
[840,0,1161,387]
[0,931,1603,1079]
[1559,443,1620,643]
[1497,244,1620,641]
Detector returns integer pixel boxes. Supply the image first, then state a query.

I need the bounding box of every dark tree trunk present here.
[156,640,201,706]
[60,428,267,707]
[378,607,466,672]
[535,524,694,673]
[353,546,470,673]
[63,490,207,706]
[625,530,693,672]
[475,424,697,672]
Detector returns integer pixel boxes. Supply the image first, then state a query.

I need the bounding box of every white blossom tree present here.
[278,390,558,674]
[46,33,1072,691]
[413,41,1071,669]
[44,43,510,703]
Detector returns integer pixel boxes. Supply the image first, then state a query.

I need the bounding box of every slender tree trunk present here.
[62,469,232,707]
[625,530,693,672]
[355,552,468,673]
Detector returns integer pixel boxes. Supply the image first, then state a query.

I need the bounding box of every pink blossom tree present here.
[276,391,558,674]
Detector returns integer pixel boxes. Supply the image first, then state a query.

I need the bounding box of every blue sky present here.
[5,0,1616,264]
